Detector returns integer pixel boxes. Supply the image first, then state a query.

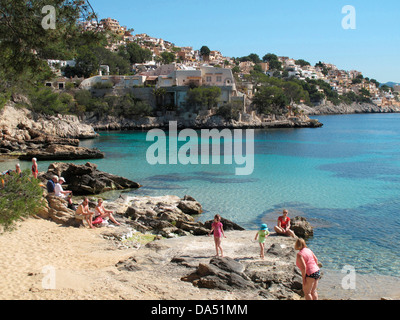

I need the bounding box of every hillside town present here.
[46,17,400,113]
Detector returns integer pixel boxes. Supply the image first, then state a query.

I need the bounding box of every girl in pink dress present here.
[208,214,226,257]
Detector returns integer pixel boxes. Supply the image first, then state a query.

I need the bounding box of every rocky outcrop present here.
[36,195,81,227]
[123,195,211,237]
[0,103,99,158]
[290,216,314,239]
[297,102,400,115]
[0,102,97,139]
[19,144,105,161]
[40,162,141,195]
[204,217,245,231]
[84,113,323,131]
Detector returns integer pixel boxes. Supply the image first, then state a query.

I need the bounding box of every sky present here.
[90,0,400,84]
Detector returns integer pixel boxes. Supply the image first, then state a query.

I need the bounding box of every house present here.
[45,76,82,90]
[154,66,243,111]
[47,59,76,76]
[99,18,127,36]
[79,75,146,90]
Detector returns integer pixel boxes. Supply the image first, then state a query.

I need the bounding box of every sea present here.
[3,113,400,298]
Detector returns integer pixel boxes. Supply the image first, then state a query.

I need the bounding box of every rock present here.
[41,162,141,195]
[45,195,80,227]
[0,103,99,159]
[19,144,105,161]
[101,226,134,241]
[267,243,295,257]
[174,221,209,236]
[290,216,314,238]
[204,217,245,231]
[122,195,212,236]
[177,199,203,215]
[182,257,256,291]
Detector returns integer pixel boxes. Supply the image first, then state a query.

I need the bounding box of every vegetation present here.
[185,86,221,111]
[0,170,46,232]
[216,101,243,121]
[0,1,106,105]
[200,46,211,61]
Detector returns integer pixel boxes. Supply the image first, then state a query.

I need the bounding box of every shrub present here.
[0,170,45,232]
[28,87,71,115]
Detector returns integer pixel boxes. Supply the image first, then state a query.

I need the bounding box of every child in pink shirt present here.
[208,214,226,257]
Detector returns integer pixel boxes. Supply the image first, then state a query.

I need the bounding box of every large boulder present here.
[290,216,314,238]
[41,162,141,195]
[45,195,80,227]
[181,257,256,291]
[177,198,203,215]
[204,217,245,231]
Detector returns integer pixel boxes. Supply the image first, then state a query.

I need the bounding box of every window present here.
[206,76,212,82]
[216,76,222,82]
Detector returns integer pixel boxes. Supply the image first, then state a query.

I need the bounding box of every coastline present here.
[296,102,400,116]
[2,107,400,300]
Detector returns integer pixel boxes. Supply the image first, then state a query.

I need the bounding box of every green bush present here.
[0,170,45,232]
[92,81,113,89]
[216,102,242,121]
[28,87,71,115]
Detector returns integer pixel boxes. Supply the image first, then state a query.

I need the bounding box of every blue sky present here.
[90,0,400,83]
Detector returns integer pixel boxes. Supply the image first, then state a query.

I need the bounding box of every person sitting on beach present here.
[255,223,270,259]
[75,197,95,229]
[274,209,296,238]
[46,175,58,194]
[55,177,74,209]
[295,238,321,300]
[208,214,226,257]
[31,158,38,179]
[94,198,120,226]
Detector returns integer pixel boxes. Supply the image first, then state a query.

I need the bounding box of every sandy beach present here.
[0,217,263,300]
[1,217,399,300]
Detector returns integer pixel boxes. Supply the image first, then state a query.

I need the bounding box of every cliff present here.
[0,103,102,159]
[0,102,97,139]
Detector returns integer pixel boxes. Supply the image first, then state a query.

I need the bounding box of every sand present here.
[0,218,262,300]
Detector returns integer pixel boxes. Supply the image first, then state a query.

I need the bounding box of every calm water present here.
[4,114,400,278]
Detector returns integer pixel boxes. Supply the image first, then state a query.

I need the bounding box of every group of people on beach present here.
[209,210,320,300]
[45,175,121,229]
[3,157,319,300]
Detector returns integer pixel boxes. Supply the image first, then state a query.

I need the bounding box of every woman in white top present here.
[95,198,120,226]
[55,177,73,208]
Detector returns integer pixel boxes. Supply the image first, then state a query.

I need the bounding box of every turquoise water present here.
[4,114,400,277]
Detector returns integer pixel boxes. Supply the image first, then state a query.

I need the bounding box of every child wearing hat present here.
[255,223,270,259]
